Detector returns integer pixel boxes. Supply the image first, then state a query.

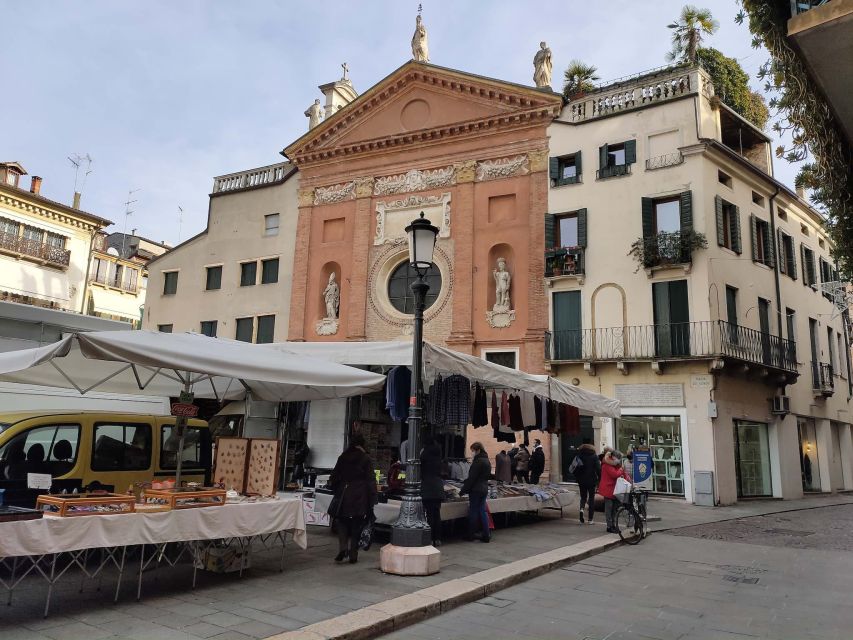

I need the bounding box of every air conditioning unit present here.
[771,395,790,415]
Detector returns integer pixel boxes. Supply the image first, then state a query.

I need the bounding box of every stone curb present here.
[267,534,621,640]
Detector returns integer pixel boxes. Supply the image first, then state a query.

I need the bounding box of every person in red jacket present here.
[598,450,631,533]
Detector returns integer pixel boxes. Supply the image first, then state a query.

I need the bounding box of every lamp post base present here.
[379,543,441,576]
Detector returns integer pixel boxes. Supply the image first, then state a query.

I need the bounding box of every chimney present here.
[796,185,806,200]
[131,228,137,236]
[72,191,81,209]
[30,176,42,195]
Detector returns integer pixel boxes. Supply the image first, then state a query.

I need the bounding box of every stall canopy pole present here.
[174,373,191,487]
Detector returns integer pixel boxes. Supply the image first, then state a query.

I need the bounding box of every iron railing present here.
[544,247,585,278]
[811,361,834,395]
[645,152,684,171]
[545,320,798,373]
[0,231,71,267]
[90,271,139,293]
[634,230,707,268]
[596,164,632,180]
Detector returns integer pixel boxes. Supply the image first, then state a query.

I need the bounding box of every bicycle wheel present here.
[615,505,643,545]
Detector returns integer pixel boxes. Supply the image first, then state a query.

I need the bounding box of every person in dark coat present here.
[494,450,512,483]
[460,442,492,542]
[574,443,602,524]
[328,434,376,564]
[420,436,445,547]
[529,439,546,485]
[507,446,519,483]
[514,444,530,484]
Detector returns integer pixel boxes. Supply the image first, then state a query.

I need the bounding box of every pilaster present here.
[288,187,315,342]
[446,160,476,351]
[346,177,374,341]
[522,148,549,374]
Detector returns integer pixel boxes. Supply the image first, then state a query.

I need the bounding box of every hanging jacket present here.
[494,451,512,483]
[472,382,489,427]
[443,374,471,426]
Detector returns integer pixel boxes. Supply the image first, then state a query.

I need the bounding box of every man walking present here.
[461,442,492,543]
[529,439,546,485]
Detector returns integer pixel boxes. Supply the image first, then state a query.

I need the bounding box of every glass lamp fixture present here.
[405,212,439,271]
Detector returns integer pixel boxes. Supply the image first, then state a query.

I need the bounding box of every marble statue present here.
[411,14,430,62]
[304,99,324,130]
[533,42,553,88]
[493,258,511,311]
[323,272,340,320]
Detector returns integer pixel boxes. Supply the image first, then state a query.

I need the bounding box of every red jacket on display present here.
[598,462,630,499]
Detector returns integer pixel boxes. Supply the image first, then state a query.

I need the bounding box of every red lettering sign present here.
[170,403,199,418]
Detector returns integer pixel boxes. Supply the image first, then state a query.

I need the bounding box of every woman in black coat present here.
[328,434,376,564]
[420,436,444,547]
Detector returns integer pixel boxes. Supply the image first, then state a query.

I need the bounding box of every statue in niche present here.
[323,272,340,320]
[493,258,511,311]
[304,99,324,130]
[533,41,553,88]
[411,13,430,62]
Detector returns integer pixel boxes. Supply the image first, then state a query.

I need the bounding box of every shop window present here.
[0,423,80,480]
[388,262,441,314]
[91,422,152,471]
[160,425,207,469]
[205,265,222,291]
[162,271,178,295]
[714,196,741,253]
[616,415,684,495]
[200,320,217,337]
[240,261,257,287]
[734,421,772,497]
[157,324,173,333]
[264,213,280,237]
[484,351,517,370]
[261,258,279,284]
[797,418,820,492]
[235,317,254,342]
[256,315,275,344]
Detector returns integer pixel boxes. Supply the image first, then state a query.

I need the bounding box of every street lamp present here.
[390,212,439,548]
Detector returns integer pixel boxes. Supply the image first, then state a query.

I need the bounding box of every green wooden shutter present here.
[801,244,808,284]
[574,150,582,177]
[788,237,797,280]
[679,191,693,232]
[577,208,588,247]
[732,205,742,254]
[715,196,725,247]
[624,139,637,165]
[599,144,608,170]
[549,157,559,181]
[750,214,758,262]
[765,222,775,268]
[641,198,654,240]
[544,214,555,250]
[777,229,787,274]
[807,249,816,286]
[553,291,582,359]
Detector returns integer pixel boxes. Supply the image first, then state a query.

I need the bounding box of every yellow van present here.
[0,412,211,507]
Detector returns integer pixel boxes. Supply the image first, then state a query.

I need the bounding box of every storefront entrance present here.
[615,415,684,496]
[797,417,821,492]
[733,420,772,497]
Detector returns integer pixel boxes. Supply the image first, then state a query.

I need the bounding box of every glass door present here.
[734,421,772,497]
[797,418,821,491]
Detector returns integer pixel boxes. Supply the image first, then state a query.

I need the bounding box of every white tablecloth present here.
[373,492,575,526]
[0,498,307,557]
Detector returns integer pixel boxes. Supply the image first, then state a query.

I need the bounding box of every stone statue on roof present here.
[533,41,553,88]
[411,13,430,62]
[304,99,324,130]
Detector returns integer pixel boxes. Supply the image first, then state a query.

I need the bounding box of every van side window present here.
[160,425,205,469]
[92,423,152,471]
[0,424,80,480]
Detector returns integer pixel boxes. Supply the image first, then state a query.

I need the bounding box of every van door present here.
[86,419,154,492]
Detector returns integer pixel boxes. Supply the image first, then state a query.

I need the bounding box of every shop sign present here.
[631,449,653,490]
[171,403,199,418]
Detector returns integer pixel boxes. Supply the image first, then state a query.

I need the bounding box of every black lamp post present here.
[390,212,439,548]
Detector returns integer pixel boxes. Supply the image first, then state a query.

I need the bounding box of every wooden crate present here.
[143,488,226,509]
[36,493,136,517]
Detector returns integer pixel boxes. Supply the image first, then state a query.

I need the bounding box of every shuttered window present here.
[749,215,775,268]
[549,152,582,186]
[715,195,741,254]
[597,140,636,179]
[801,245,817,287]
[777,230,796,279]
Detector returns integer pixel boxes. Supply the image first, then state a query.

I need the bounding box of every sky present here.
[4,0,799,245]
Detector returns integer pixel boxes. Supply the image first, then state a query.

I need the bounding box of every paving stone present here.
[41,622,115,640]
[279,605,335,625]
[228,619,290,638]
[184,621,233,638]
[201,611,253,628]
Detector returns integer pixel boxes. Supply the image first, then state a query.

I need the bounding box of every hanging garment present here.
[520,393,537,428]
[490,391,500,438]
[508,394,524,431]
[426,375,445,426]
[497,421,516,443]
[443,374,471,426]
[560,404,581,435]
[472,382,489,427]
[521,427,530,446]
[500,391,510,427]
[533,396,544,431]
[385,366,411,422]
[546,399,558,433]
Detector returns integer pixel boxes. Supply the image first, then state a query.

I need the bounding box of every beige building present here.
[545,64,852,504]
[143,162,299,342]
[0,162,112,313]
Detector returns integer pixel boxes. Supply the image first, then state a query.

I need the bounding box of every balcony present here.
[544,247,585,278]
[630,230,707,271]
[90,271,138,294]
[811,361,834,396]
[212,162,291,194]
[596,164,632,180]
[645,152,684,171]
[0,231,71,268]
[545,320,799,376]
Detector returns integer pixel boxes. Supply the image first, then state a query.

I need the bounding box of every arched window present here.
[387,262,441,314]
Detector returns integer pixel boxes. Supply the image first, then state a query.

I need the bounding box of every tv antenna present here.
[121,189,141,257]
[67,153,93,194]
[177,205,184,243]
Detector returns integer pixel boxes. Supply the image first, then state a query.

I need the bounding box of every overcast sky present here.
[5,0,797,245]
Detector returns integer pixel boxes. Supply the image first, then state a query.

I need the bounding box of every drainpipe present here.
[768,186,784,337]
[80,229,96,314]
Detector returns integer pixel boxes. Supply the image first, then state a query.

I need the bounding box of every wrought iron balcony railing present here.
[811,361,834,396]
[544,247,585,278]
[596,164,632,180]
[0,231,71,268]
[89,271,139,293]
[545,320,798,374]
[631,229,707,269]
[645,152,684,171]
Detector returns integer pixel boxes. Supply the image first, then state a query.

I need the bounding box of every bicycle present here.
[614,487,648,545]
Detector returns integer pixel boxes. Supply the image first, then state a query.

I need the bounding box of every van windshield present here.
[0,423,81,481]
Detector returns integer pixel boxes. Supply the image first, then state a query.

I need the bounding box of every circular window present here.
[387,262,442,314]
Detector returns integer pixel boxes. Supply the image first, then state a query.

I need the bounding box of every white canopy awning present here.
[0,331,386,402]
[271,340,620,418]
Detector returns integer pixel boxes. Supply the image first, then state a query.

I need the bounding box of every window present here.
[0,423,81,480]
[750,215,774,267]
[22,226,43,243]
[388,262,441,314]
[91,422,152,471]
[819,258,835,299]
[240,261,257,287]
[778,230,797,279]
[163,271,178,295]
[45,233,66,249]
[110,263,124,288]
[641,192,693,265]
[261,258,279,284]
[123,266,138,291]
[235,317,254,342]
[653,280,690,357]
[801,223,810,236]
[556,213,578,247]
[597,140,636,178]
[752,191,765,207]
[718,170,733,188]
[786,308,797,362]
[545,209,587,253]
[160,425,207,470]
[0,217,20,237]
[484,351,517,369]
[549,152,582,186]
[200,320,217,337]
[777,208,787,221]
[715,196,742,253]
[819,237,826,249]
[256,315,275,344]
[606,143,626,167]
[801,245,817,287]
[653,197,681,234]
[157,324,173,333]
[827,327,836,372]
[264,213,280,237]
[726,286,739,344]
[205,265,222,291]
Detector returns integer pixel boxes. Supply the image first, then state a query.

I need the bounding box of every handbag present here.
[614,477,631,497]
[327,484,347,517]
[568,455,583,475]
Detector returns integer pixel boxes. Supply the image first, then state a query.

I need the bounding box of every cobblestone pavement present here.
[380,504,853,640]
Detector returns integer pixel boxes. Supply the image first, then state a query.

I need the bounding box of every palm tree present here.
[666,5,719,64]
[562,60,600,99]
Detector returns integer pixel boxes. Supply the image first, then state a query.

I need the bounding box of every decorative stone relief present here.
[454,159,477,184]
[373,166,455,196]
[475,155,529,181]
[374,192,451,245]
[354,176,374,199]
[314,181,355,205]
[315,318,339,336]
[486,257,516,328]
[527,148,550,172]
[297,188,315,208]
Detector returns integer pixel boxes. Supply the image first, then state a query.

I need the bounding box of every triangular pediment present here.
[284,61,562,164]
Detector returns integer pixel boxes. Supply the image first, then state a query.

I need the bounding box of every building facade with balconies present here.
[545,64,852,504]
[0,162,112,313]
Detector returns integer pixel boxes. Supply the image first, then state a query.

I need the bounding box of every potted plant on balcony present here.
[628,229,707,272]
